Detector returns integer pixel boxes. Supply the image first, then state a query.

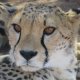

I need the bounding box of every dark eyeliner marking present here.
[14,31,21,48]
[13,31,21,61]
[41,34,48,64]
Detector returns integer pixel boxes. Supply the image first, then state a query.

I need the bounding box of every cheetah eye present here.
[43,26,56,35]
[12,24,21,33]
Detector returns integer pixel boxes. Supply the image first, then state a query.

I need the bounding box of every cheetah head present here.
[8,3,80,72]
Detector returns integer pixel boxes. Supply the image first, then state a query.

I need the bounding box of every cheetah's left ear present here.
[55,7,80,23]
[65,8,80,23]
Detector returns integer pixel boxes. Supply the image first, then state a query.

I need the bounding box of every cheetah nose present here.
[20,50,37,61]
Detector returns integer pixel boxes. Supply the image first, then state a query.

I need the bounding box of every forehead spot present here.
[8,72,13,76]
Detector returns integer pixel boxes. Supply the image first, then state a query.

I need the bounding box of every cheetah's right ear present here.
[5,2,26,14]
[13,2,27,12]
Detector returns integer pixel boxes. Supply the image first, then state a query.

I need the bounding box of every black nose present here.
[20,50,37,61]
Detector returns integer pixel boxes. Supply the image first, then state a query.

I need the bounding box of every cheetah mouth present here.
[15,63,38,68]
[20,65,41,72]
[18,64,42,72]
[18,63,41,68]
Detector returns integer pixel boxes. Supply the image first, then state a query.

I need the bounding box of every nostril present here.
[29,51,37,58]
[20,50,37,61]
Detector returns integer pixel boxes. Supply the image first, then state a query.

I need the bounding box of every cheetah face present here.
[8,3,80,72]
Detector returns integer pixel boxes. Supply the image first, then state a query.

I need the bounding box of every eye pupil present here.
[12,24,21,33]
[44,27,56,35]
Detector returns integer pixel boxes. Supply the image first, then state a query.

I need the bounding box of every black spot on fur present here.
[17,78,22,80]
[8,72,13,76]
[2,64,6,67]
[37,72,41,74]
[13,74,18,77]
[3,69,8,72]
[8,79,13,80]
[20,72,24,74]
[11,69,15,71]
[24,76,28,79]
[43,75,48,79]
[8,64,11,67]
[16,70,20,72]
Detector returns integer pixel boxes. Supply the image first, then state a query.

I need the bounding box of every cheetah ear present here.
[55,7,80,23]
[13,2,26,12]
[65,8,80,23]
[5,2,26,14]
[4,3,17,14]
[55,7,80,37]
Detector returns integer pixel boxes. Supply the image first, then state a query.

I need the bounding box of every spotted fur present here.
[0,62,56,80]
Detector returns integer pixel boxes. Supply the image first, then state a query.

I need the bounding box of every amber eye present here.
[12,24,21,33]
[44,27,56,35]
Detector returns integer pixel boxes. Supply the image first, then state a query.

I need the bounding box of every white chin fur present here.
[21,66,41,72]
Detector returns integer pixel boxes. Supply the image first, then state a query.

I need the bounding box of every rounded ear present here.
[4,2,26,14]
[65,8,80,23]
[54,7,80,38]
[13,2,27,12]
[55,7,80,23]
[5,4,16,14]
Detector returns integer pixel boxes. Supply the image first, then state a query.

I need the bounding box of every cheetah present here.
[0,2,80,80]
